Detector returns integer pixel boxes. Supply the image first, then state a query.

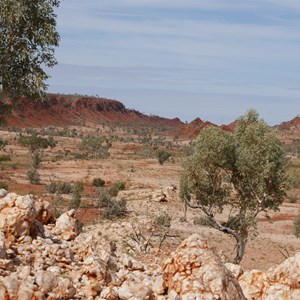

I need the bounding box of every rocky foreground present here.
[0,192,299,299]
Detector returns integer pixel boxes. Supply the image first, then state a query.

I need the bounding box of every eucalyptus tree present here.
[180,110,288,264]
[0,0,60,123]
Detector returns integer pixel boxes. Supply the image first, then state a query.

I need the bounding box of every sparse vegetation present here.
[294,211,300,238]
[0,181,8,190]
[156,148,171,165]
[26,168,40,184]
[78,136,111,159]
[92,177,105,187]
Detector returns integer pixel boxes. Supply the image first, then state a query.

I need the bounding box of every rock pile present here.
[0,192,299,299]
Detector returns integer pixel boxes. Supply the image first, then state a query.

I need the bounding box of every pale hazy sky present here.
[47,0,300,125]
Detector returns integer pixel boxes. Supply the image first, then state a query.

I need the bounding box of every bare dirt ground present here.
[0,127,300,271]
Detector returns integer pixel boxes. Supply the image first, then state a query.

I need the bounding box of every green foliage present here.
[78,136,111,159]
[68,190,81,210]
[0,139,8,151]
[102,198,127,220]
[156,148,171,165]
[155,213,172,228]
[0,0,60,100]
[0,154,11,162]
[92,177,105,187]
[0,181,8,190]
[72,180,84,193]
[108,181,126,196]
[180,110,288,263]
[18,134,56,154]
[97,188,112,208]
[0,103,11,126]
[26,168,40,184]
[294,211,300,238]
[46,180,72,194]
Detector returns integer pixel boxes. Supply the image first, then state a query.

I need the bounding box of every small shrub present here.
[156,149,171,165]
[27,168,40,184]
[32,153,41,168]
[108,181,126,197]
[288,193,298,203]
[102,198,127,220]
[294,211,300,238]
[193,216,212,227]
[92,177,105,187]
[46,181,72,194]
[0,154,11,162]
[72,180,84,193]
[68,190,81,210]
[97,188,112,208]
[155,213,172,228]
[0,181,8,190]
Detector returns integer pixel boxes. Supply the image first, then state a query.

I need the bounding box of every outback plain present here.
[1,95,300,274]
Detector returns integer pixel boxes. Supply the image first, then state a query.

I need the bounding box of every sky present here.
[47,0,300,125]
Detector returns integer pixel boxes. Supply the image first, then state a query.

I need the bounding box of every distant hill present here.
[5,95,298,141]
[6,94,184,128]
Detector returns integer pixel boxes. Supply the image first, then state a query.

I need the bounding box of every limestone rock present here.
[54,209,81,240]
[0,189,7,197]
[240,252,300,299]
[163,234,246,300]
[34,198,55,224]
[0,231,6,259]
[0,193,36,243]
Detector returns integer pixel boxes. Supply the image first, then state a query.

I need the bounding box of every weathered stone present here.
[0,193,36,243]
[0,189,7,198]
[240,252,300,299]
[54,209,81,241]
[163,234,246,300]
[34,198,55,225]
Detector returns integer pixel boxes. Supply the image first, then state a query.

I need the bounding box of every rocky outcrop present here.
[163,234,246,299]
[0,193,36,244]
[0,192,299,299]
[7,95,184,128]
[240,253,300,299]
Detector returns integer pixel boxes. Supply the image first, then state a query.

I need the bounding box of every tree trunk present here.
[183,201,187,221]
[233,236,246,264]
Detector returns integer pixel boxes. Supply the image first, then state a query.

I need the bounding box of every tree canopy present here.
[180,110,288,264]
[0,0,60,101]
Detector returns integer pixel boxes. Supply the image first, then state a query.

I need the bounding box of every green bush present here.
[92,177,105,187]
[26,168,40,184]
[102,198,127,220]
[46,181,72,194]
[0,155,11,162]
[68,190,81,210]
[108,181,126,197]
[0,181,8,190]
[156,149,171,165]
[97,188,112,208]
[294,211,300,238]
[72,180,84,193]
[155,213,172,228]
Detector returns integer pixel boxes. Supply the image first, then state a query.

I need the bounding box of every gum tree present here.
[0,0,60,123]
[180,110,288,264]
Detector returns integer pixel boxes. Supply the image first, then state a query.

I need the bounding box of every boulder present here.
[54,209,81,240]
[240,252,300,299]
[0,193,36,243]
[0,189,7,198]
[34,198,55,224]
[163,234,246,299]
